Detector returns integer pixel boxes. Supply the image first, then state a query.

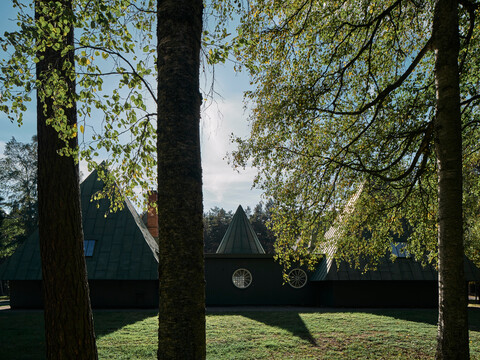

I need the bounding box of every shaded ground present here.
[1,307,479,359]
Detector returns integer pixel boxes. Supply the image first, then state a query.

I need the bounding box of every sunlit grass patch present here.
[0,308,479,359]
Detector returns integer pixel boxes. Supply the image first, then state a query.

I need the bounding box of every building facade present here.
[1,171,479,308]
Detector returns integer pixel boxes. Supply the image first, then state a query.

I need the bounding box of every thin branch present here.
[462,119,480,131]
[458,0,477,73]
[316,37,433,116]
[461,94,480,108]
[127,1,156,14]
[77,45,157,103]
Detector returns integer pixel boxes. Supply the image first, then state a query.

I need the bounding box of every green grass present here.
[0,308,479,359]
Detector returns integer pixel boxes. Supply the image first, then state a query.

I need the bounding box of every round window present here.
[288,268,307,289]
[232,268,252,289]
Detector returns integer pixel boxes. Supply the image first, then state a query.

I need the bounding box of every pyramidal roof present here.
[0,168,159,281]
[216,205,265,254]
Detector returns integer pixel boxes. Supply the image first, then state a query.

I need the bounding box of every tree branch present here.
[458,0,477,73]
[318,37,433,116]
[76,45,157,103]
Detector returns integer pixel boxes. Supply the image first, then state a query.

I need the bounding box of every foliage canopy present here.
[0,0,157,209]
[226,0,480,270]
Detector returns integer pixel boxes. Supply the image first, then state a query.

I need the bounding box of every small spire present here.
[216,205,265,254]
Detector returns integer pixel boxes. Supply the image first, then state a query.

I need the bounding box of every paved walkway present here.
[1,301,478,312]
[0,304,322,312]
[0,299,9,311]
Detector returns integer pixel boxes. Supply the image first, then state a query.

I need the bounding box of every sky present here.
[0,3,263,214]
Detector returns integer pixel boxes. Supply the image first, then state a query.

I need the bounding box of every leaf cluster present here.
[0,0,158,211]
[229,0,480,269]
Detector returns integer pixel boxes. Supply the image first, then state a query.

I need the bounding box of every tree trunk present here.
[36,1,98,359]
[156,0,205,359]
[433,0,469,358]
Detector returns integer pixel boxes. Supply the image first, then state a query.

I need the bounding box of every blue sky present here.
[0,3,263,213]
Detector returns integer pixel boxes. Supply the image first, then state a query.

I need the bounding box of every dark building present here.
[1,171,479,308]
[0,169,159,308]
[205,205,316,306]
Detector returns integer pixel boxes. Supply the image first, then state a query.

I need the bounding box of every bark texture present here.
[433,0,469,358]
[156,0,206,358]
[36,1,98,359]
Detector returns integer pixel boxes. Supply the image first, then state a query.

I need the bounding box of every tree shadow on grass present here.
[352,307,480,331]
[0,309,156,359]
[238,311,318,346]
[356,308,438,326]
[93,309,157,337]
[0,310,45,360]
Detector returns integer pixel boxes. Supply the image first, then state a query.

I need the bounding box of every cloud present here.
[201,95,263,212]
[79,160,91,182]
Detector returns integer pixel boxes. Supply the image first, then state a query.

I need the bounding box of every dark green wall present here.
[316,281,438,308]
[89,280,158,308]
[9,280,158,309]
[9,261,441,309]
[205,257,316,306]
[9,281,42,309]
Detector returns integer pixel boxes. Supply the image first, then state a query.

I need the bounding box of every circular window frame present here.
[288,268,307,289]
[232,268,252,289]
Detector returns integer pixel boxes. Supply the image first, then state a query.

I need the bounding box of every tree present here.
[250,200,276,254]
[156,0,205,358]
[0,136,38,229]
[0,196,10,295]
[231,0,479,358]
[1,1,158,356]
[0,205,32,262]
[35,0,97,358]
[1,0,208,357]
[0,137,38,260]
[1,0,157,211]
[203,202,276,253]
[204,207,234,252]
[432,1,468,356]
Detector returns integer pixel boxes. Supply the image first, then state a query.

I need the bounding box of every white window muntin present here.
[232,268,252,289]
[288,268,307,289]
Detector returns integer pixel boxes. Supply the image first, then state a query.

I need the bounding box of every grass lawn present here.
[0,308,479,359]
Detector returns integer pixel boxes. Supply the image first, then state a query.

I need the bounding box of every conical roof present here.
[216,205,265,254]
[0,168,159,280]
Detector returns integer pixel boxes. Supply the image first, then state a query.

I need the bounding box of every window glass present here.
[391,242,408,258]
[84,240,96,257]
[288,268,307,289]
[232,268,252,289]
